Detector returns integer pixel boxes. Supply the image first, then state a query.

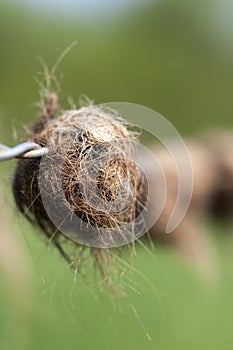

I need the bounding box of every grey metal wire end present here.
[0,142,49,161]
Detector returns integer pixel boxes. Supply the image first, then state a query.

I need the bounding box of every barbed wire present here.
[0,142,48,161]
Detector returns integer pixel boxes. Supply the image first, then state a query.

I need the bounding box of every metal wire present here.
[0,142,49,161]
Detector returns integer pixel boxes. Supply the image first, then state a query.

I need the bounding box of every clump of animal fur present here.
[12,93,146,278]
[12,90,233,284]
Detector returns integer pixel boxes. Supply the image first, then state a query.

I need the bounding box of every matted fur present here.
[12,93,147,270]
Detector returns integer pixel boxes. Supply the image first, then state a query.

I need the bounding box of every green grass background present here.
[0,1,233,349]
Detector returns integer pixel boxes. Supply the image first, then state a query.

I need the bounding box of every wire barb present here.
[0,142,48,161]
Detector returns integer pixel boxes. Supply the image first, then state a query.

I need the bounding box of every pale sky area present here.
[4,0,233,41]
[6,0,154,20]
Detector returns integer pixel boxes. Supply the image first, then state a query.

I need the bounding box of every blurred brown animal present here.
[149,132,233,276]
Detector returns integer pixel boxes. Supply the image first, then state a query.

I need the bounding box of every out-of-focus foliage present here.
[0,0,233,143]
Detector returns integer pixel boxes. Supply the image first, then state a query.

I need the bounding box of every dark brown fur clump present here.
[12,94,147,266]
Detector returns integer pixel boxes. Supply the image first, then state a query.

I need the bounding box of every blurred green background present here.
[1,0,233,349]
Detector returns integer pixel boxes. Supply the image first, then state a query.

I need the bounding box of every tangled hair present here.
[12,93,147,280]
